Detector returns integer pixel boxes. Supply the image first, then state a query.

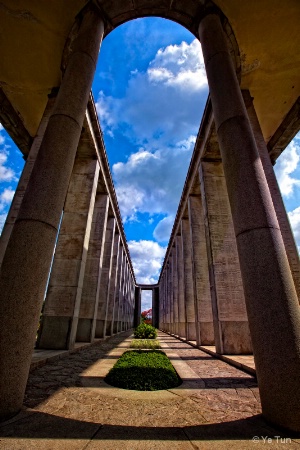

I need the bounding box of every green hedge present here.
[134,323,157,339]
[130,339,160,349]
[105,350,181,391]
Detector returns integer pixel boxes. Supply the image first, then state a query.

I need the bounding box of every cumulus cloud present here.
[288,206,300,252]
[0,151,15,182]
[147,39,207,91]
[0,213,7,233]
[128,240,166,284]
[153,215,175,243]
[274,138,300,197]
[113,136,195,225]
[96,39,208,146]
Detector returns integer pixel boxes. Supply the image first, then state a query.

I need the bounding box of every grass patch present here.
[105,350,181,391]
[130,339,161,349]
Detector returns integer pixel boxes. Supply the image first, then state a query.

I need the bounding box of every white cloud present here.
[274,139,300,197]
[153,215,175,243]
[97,39,208,146]
[113,136,195,224]
[0,213,7,233]
[141,290,153,311]
[147,39,207,91]
[0,187,15,205]
[128,240,166,284]
[0,152,14,182]
[288,206,300,252]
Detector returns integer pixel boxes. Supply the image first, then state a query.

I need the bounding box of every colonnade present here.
[0,1,300,433]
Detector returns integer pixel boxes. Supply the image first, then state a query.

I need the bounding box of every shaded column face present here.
[181,218,197,341]
[199,13,300,432]
[159,274,165,329]
[113,244,124,334]
[172,247,179,335]
[95,216,115,338]
[175,235,186,338]
[0,4,104,421]
[199,161,252,354]
[167,257,173,333]
[0,96,56,268]
[37,154,100,350]
[76,192,109,342]
[188,195,214,346]
[105,233,120,336]
[243,90,300,300]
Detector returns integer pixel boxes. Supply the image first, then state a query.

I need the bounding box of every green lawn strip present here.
[130,339,160,349]
[104,350,182,391]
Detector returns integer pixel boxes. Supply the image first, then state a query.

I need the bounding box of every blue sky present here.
[0,17,300,311]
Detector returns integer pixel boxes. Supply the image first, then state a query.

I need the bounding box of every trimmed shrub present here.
[134,323,157,339]
[105,350,181,391]
[130,339,160,349]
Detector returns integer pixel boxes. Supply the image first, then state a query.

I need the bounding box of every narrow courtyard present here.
[0,332,298,449]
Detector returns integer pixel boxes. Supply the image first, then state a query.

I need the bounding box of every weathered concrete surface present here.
[0,332,298,449]
[199,12,300,432]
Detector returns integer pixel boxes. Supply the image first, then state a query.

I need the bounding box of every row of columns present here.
[158,11,300,432]
[0,1,299,433]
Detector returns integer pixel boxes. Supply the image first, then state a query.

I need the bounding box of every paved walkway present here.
[0,331,299,449]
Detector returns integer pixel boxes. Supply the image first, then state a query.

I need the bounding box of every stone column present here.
[199,12,300,432]
[176,234,186,338]
[188,195,214,346]
[164,264,170,331]
[0,95,56,268]
[172,246,179,335]
[243,90,300,299]
[37,153,100,349]
[122,261,128,331]
[167,256,173,333]
[159,273,165,329]
[199,162,251,354]
[181,218,197,341]
[76,193,109,342]
[134,286,141,328]
[94,217,115,338]
[152,287,159,329]
[105,233,120,336]
[113,244,124,333]
[0,4,104,420]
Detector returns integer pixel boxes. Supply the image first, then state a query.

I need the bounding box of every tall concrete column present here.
[152,287,159,329]
[0,95,56,268]
[159,274,165,329]
[243,90,300,299]
[134,286,141,328]
[188,195,214,346]
[167,257,173,333]
[121,262,128,331]
[181,218,197,341]
[37,153,100,349]
[95,217,115,338]
[76,193,109,342]
[164,264,170,331]
[199,162,251,354]
[172,247,179,335]
[176,235,186,338]
[199,12,300,431]
[0,4,104,420]
[113,244,124,333]
[105,233,120,336]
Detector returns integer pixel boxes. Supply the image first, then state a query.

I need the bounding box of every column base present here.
[105,320,113,336]
[199,321,215,345]
[95,320,105,338]
[186,322,197,341]
[76,318,93,342]
[215,321,253,355]
[178,322,186,338]
[37,316,71,350]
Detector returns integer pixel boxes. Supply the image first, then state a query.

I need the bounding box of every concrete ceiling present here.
[0,0,299,149]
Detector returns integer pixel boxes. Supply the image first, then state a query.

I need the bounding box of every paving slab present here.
[0,331,299,449]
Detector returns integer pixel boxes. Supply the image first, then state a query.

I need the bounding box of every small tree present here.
[141,308,152,325]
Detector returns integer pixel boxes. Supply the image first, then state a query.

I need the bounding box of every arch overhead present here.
[1,0,299,158]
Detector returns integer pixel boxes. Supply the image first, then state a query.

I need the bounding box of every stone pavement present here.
[0,331,299,449]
